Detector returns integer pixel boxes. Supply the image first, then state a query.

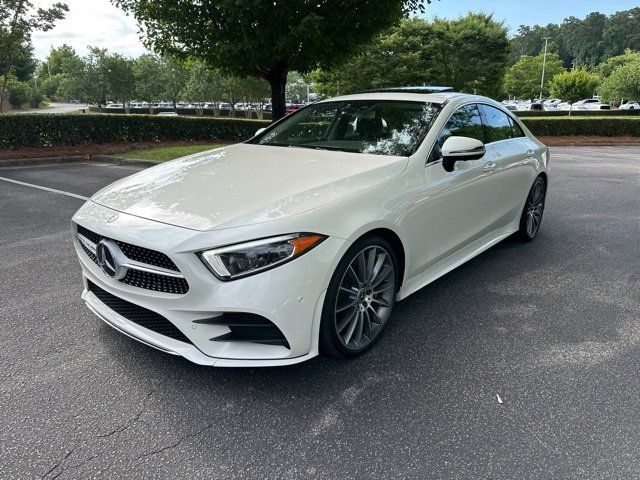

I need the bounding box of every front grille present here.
[87,280,193,345]
[76,224,189,295]
[77,224,179,271]
[122,269,189,295]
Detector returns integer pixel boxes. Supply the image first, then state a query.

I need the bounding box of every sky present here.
[30,0,640,60]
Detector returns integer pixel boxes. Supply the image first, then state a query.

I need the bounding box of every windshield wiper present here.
[294,144,360,153]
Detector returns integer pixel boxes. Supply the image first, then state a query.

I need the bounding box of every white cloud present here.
[31,0,149,59]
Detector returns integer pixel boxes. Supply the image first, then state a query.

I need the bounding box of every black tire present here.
[517,175,547,241]
[319,235,399,359]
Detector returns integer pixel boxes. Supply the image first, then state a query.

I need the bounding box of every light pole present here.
[539,37,551,101]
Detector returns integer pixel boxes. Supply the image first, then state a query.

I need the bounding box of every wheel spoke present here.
[363,310,373,338]
[347,265,362,287]
[372,297,391,307]
[371,265,393,288]
[368,306,383,326]
[338,307,358,334]
[352,311,364,346]
[356,252,367,285]
[369,251,387,284]
[336,299,358,313]
[343,310,360,345]
[373,283,393,295]
[365,247,377,283]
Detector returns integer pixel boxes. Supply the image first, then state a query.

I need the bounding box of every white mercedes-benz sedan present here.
[72,88,549,367]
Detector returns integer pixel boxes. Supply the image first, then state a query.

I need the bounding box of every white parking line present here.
[0,176,89,201]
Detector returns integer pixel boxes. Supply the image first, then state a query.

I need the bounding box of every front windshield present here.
[252,100,441,157]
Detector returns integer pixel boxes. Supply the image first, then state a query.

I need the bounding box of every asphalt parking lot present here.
[1,146,639,479]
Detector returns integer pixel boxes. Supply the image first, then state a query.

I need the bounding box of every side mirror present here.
[255,127,267,137]
[441,136,486,172]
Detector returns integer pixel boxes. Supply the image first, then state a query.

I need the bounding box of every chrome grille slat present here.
[75,224,189,294]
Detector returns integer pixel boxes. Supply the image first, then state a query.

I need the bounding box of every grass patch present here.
[119,143,225,162]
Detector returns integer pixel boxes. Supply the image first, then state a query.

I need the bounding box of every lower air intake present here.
[87,281,193,345]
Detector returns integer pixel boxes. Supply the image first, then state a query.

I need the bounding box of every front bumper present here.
[73,201,348,367]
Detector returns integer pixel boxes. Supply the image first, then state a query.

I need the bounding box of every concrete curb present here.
[0,155,160,169]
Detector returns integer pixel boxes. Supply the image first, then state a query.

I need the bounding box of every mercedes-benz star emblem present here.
[96,240,127,279]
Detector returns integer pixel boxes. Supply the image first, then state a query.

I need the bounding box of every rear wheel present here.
[517,176,547,241]
[320,236,398,358]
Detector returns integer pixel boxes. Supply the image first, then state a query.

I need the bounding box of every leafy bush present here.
[521,117,640,137]
[8,81,33,107]
[516,109,640,117]
[0,114,268,149]
[1,113,638,150]
[31,90,44,107]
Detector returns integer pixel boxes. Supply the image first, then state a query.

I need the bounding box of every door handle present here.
[483,160,497,172]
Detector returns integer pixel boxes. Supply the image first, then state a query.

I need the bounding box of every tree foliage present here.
[503,53,565,100]
[0,0,68,111]
[110,0,434,120]
[509,8,640,69]
[595,49,640,78]
[599,61,640,103]
[311,14,509,98]
[549,69,601,105]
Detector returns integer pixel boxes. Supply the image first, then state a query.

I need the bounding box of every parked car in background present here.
[529,101,544,111]
[572,99,611,111]
[619,102,639,110]
[543,99,562,110]
[219,102,232,111]
[286,103,303,114]
[72,88,549,367]
[105,103,124,109]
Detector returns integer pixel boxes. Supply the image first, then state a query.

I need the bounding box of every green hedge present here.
[521,117,640,137]
[0,113,268,149]
[1,113,638,150]
[516,109,640,117]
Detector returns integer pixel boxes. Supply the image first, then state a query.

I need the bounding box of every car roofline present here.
[317,91,467,105]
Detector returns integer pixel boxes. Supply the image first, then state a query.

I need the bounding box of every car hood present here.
[91,143,407,231]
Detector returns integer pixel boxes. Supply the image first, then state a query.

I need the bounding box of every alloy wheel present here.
[525,177,546,238]
[334,246,396,350]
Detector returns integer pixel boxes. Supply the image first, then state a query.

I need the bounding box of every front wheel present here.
[517,176,547,241]
[319,236,398,358]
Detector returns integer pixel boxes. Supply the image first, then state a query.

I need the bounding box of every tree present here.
[133,54,165,112]
[0,35,35,81]
[310,14,509,98]
[427,13,509,97]
[183,60,226,115]
[549,69,601,112]
[103,53,135,106]
[595,49,640,79]
[0,0,68,112]
[161,57,188,108]
[79,47,110,106]
[37,44,83,79]
[508,8,640,69]
[308,18,433,97]
[600,8,640,58]
[599,61,640,104]
[503,53,565,99]
[111,0,434,121]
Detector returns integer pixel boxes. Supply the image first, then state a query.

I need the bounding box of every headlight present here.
[199,233,327,281]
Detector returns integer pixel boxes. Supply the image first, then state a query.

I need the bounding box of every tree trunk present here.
[268,68,288,122]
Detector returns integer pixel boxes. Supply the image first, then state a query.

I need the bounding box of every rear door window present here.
[479,105,515,144]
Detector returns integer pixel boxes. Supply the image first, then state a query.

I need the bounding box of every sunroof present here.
[363,86,455,94]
